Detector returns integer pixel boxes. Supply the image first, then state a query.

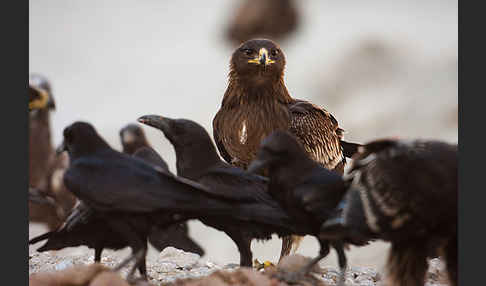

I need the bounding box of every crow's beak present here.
[56,140,67,155]
[138,115,172,132]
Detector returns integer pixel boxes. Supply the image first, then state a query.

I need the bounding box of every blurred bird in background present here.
[29,84,49,111]
[29,74,76,231]
[224,0,300,46]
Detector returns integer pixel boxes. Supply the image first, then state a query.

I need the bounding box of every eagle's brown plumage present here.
[289,100,346,174]
[213,39,358,260]
[339,138,457,286]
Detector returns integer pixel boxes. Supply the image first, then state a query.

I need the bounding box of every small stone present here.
[157,247,201,269]
[54,260,73,270]
[223,263,239,269]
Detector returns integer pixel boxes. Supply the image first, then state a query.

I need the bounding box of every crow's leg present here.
[94,247,103,263]
[135,242,148,278]
[106,220,148,282]
[332,241,348,286]
[225,229,253,267]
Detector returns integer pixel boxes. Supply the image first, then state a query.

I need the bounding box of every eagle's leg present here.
[279,235,304,262]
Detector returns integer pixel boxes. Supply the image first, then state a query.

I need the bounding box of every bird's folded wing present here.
[64,156,297,230]
[289,100,344,168]
[212,116,234,164]
[64,157,214,213]
[196,167,274,204]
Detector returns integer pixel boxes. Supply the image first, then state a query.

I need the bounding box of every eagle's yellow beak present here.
[248,48,276,66]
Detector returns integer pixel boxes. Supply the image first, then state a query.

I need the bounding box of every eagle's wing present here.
[289,100,345,171]
[213,110,235,164]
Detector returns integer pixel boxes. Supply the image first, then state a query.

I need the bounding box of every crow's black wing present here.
[148,224,205,256]
[65,151,298,231]
[196,165,274,205]
[292,167,347,221]
[63,154,219,214]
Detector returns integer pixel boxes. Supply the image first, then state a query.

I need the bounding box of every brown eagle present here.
[323,138,457,286]
[29,74,76,230]
[213,39,360,260]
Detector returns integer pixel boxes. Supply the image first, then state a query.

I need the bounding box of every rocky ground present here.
[29,247,450,286]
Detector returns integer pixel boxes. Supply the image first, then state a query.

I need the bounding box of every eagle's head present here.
[230,39,286,86]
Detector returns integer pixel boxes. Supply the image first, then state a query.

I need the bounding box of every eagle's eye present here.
[271,49,279,57]
[241,48,254,56]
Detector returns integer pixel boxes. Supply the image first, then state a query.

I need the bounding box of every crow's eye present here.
[271,49,279,57]
[242,48,254,56]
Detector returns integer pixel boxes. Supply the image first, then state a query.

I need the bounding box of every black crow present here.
[246,131,370,285]
[138,115,311,267]
[119,123,204,256]
[30,121,211,280]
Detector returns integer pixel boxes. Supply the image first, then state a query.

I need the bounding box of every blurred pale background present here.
[29,0,457,272]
